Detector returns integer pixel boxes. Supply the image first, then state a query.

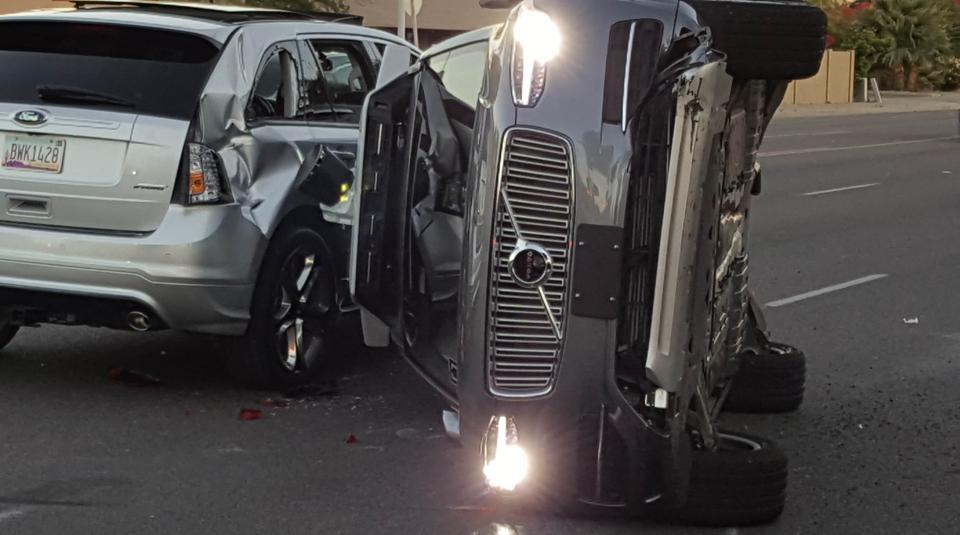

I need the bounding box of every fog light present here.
[482,416,529,492]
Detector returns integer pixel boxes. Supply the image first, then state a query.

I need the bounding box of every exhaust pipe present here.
[127,311,151,332]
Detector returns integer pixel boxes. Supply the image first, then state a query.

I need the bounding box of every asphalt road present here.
[1,109,959,534]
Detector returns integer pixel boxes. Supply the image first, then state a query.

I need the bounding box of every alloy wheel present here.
[273,249,333,373]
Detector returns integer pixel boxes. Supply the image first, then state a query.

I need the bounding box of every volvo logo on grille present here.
[14,110,48,126]
[508,240,553,288]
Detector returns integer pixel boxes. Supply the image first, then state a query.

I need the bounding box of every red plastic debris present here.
[239,408,263,421]
[344,434,359,444]
[107,367,161,387]
[184,409,192,417]
[258,398,290,409]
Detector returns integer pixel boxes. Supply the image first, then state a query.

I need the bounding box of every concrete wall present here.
[0,0,57,14]
[783,50,856,105]
[346,0,508,32]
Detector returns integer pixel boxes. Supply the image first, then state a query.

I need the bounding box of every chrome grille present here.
[488,129,574,397]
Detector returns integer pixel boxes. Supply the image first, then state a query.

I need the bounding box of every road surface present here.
[1,110,958,534]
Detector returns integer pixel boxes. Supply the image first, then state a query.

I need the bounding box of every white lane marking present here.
[0,508,26,523]
[766,130,851,139]
[802,183,880,196]
[765,274,889,308]
[761,136,959,157]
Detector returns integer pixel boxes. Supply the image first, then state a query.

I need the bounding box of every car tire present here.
[724,342,806,413]
[0,324,18,350]
[692,0,827,81]
[226,224,339,390]
[670,431,788,526]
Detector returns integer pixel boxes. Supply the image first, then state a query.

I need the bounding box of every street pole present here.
[412,7,420,48]
[397,0,406,41]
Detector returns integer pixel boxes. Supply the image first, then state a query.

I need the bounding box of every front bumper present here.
[0,204,266,335]
[458,120,683,513]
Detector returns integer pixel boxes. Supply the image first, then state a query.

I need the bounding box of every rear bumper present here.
[0,204,266,335]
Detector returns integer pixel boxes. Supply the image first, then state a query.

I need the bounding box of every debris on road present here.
[395,428,421,441]
[344,434,359,444]
[258,398,290,409]
[107,367,161,387]
[238,408,263,421]
[903,317,920,325]
[282,381,339,401]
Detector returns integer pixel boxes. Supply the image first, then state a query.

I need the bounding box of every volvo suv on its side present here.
[0,1,416,388]
[352,0,825,525]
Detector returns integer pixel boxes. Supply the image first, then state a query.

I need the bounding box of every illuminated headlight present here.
[482,416,529,492]
[511,6,561,107]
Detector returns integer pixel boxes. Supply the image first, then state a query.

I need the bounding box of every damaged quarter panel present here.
[197,24,415,280]
[198,25,329,242]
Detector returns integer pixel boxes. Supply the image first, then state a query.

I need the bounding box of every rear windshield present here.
[0,22,221,119]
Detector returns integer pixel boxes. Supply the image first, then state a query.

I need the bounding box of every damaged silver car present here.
[352,0,825,525]
[0,1,416,388]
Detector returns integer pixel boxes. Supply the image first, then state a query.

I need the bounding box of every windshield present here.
[0,22,221,119]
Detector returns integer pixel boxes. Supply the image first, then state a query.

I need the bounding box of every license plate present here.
[2,134,66,173]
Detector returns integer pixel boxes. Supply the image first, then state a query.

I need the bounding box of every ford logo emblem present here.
[14,110,48,126]
[508,240,553,288]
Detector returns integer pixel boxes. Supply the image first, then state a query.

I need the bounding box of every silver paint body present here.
[0,8,416,335]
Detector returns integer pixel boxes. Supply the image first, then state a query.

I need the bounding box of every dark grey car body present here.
[353,0,821,513]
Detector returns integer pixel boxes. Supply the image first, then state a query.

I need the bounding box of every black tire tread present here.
[724,342,806,413]
[225,224,336,390]
[0,325,17,350]
[691,0,827,80]
[666,431,788,527]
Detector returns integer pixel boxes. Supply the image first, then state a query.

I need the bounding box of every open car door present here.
[351,64,476,395]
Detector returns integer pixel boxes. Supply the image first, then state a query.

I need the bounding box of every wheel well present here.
[252,206,350,303]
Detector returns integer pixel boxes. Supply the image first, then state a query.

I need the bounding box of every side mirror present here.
[479,0,521,8]
[297,146,354,206]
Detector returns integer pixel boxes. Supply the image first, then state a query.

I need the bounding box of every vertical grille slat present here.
[488,130,574,397]
[617,91,671,360]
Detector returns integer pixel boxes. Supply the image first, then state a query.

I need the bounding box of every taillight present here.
[186,143,225,205]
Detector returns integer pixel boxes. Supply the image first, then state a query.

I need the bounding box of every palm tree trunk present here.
[894,64,906,91]
[907,65,920,91]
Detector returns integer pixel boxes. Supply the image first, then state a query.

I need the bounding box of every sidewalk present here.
[776,91,960,118]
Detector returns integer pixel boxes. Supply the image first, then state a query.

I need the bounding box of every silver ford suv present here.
[0,1,417,388]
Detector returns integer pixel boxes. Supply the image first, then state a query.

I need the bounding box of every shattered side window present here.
[300,40,377,125]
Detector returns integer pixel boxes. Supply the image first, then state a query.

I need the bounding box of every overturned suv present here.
[0,2,416,388]
[353,0,825,526]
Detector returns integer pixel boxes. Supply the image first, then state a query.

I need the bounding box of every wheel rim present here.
[717,432,762,452]
[273,249,333,373]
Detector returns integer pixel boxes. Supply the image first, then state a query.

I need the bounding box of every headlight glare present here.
[482,415,529,492]
[513,7,561,63]
[511,6,560,107]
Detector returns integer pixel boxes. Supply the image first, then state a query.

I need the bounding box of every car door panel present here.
[352,71,418,329]
[352,66,475,391]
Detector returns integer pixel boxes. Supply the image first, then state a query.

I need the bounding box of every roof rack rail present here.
[65,1,363,25]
